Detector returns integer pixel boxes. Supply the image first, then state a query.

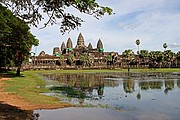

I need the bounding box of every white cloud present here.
[30,0,180,55]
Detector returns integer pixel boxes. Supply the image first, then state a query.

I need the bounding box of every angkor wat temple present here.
[24,33,180,70]
[26,33,122,70]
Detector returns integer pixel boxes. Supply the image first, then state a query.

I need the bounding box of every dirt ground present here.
[0,78,69,110]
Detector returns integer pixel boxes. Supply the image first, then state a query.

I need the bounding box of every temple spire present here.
[66,37,73,48]
[76,33,86,49]
[88,43,93,49]
[61,42,66,51]
[97,39,104,52]
[97,39,103,49]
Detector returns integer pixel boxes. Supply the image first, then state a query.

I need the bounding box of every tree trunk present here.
[128,61,130,74]
[16,65,21,76]
[0,60,2,72]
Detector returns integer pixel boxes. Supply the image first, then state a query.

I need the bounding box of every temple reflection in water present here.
[42,72,180,104]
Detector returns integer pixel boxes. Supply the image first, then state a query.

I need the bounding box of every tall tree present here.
[163,50,175,68]
[1,0,113,34]
[105,53,113,67]
[122,49,135,61]
[139,50,149,64]
[149,51,164,68]
[67,53,75,66]
[122,49,135,72]
[135,39,140,54]
[176,51,180,66]
[0,5,39,75]
[80,53,92,67]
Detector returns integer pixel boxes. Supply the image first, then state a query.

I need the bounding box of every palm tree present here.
[135,39,140,54]
[122,49,135,72]
[155,51,164,68]
[163,50,175,68]
[59,55,64,66]
[122,50,135,60]
[163,43,168,51]
[176,51,180,66]
[135,39,140,68]
[149,51,164,68]
[139,50,149,65]
[105,53,113,67]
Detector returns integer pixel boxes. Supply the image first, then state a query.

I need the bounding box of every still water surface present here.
[35,72,180,120]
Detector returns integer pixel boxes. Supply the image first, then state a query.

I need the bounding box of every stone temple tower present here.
[61,42,66,51]
[88,43,93,49]
[60,41,66,54]
[97,39,103,49]
[66,37,73,48]
[53,47,60,56]
[97,39,104,52]
[75,33,86,49]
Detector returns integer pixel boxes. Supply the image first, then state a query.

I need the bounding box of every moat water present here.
[1,72,180,120]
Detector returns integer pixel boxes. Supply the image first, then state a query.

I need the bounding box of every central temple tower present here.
[75,33,86,49]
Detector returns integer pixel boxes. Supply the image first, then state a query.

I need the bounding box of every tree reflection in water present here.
[42,72,180,105]
[123,79,134,93]
[177,80,180,88]
[164,80,174,95]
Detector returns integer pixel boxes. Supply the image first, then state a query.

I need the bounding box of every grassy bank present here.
[2,68,180,107]
[19,68,180,74]
[3,71,69,107]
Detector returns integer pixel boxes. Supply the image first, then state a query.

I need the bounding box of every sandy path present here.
[0,78,69,110]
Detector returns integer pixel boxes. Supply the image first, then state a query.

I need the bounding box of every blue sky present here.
[30,0,180,55]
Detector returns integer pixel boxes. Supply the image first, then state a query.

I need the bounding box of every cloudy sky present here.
[30,0,180,55]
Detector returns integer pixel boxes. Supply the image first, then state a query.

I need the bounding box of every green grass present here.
[3,71,68,106]
[127,68,180,72]
[24,68,180,74]
[2,68,180,107]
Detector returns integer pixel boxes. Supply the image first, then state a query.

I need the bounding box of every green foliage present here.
[176,51,180,62]
[139,50,149,58]
[149,51,164,63]
[163,43,168,50]
[163,50,174,62]
[105,54,113,62]
[80,53,92,66]
[59,55,64,60]
[67,53,75,65]
[135,39,140,54]
[1,0,113,34]
[0,5,39,71]
[135,39,140,46]
[122,49,135,61]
